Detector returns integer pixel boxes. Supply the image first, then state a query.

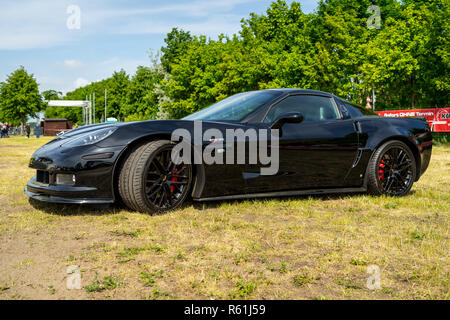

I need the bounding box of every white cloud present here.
[100,57,120,65]
[0,0,284,50]
[63,60,83,68]
[118,14,244,37]
[74,77,90,88]
[0,0,319,50]
[98,0,261,37]
[0,1,73,50]
[0,0,320,94]
[98,0,261,19]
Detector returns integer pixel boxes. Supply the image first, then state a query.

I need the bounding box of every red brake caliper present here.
[378,159,385,181]
[170,169,178,192]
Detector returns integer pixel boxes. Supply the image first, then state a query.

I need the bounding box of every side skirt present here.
[195,187,367,202]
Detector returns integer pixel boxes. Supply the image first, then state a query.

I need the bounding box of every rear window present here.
[345,103,364,117]
[341,100,377,117]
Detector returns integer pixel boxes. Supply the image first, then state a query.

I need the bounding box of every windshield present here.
[183,91,281,121]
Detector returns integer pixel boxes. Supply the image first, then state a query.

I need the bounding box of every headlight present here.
[61,127,117,147]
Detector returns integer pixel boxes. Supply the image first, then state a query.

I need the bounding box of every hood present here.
[95,119,253,148]
[43,122,122,147]
[58,122,122,139]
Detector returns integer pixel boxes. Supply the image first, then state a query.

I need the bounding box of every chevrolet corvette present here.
[25,89,432,213]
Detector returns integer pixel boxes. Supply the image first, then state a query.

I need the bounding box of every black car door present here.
[245,94,359,193]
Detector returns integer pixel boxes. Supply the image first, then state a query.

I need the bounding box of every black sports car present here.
[25,89,432,213]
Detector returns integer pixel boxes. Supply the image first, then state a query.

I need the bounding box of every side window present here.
[344,102,377,117]
[264,95,339,123]
[344,103,364,117]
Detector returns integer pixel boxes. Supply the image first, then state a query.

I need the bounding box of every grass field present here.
[0,136,448,300]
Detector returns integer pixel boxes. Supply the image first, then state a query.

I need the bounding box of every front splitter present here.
[24,186,114,205]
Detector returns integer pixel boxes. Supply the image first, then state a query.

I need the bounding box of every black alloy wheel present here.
[143,146,191,209]
[367,141,416,197]
[119,140,192,213]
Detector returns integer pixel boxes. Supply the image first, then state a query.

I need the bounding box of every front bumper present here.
[25,176,114,204]
[24,140,128,205]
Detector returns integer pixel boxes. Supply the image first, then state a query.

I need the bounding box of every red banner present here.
[375,108,450,132]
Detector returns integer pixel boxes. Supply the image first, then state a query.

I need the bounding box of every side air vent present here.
[352,149,363,168]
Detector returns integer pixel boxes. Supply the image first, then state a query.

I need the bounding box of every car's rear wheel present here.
[118,140,192,213]
[367,140,416,196]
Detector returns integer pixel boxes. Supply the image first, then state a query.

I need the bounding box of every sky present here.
[0,0,320,94]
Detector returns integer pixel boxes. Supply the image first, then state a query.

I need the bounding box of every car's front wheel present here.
[118,140,192,213]
[367,140,417,196]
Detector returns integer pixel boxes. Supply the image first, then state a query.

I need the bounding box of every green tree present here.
[362,0,449,108]
[161,28,194,73]
[162,0,448,115]
[0,66,43,133]
[107,69,129,119]
[40,0,448,122]
[124,66,157,121]
[41,89,62,101]
[124,52,167,121]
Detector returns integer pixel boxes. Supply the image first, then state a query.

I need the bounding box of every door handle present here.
[353,121,362,133]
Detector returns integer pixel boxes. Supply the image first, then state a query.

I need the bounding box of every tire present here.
[367,140,417,196]
[118,140,193,213]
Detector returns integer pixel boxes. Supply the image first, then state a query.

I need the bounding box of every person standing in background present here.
[35,121,40,138]
[1,123,8,138]
[4,123,9,138]
[25,123,31,138]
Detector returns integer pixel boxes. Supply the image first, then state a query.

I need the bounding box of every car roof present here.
[266,88,333,96]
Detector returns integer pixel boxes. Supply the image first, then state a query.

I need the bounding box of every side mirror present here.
[271,112,304,129]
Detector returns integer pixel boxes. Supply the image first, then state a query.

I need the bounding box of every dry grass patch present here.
[0,136,448,300]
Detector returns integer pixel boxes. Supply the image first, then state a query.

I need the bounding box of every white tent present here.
[47,100,92,125]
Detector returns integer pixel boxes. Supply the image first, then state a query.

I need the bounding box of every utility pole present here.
[105,88,107,123]
[93,92,96,124]
[90,94,93,124]
[89,94,92,125]
[372,89,376,111]
[85,95,88,125]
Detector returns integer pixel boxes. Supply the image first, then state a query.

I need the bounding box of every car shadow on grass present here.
[29,191,407,216]
[28,198,124,216]
[190,191,372,210]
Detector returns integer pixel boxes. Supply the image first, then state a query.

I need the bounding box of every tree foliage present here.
[10,0,447,124]
[0,66,43,129]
